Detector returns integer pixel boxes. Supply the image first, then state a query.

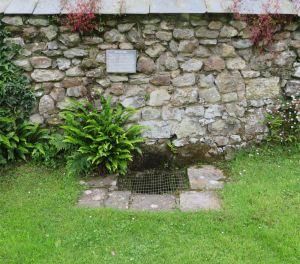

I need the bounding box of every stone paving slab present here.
[84,175,117,190]
[187,165,226,190]
[130,194,177,211]
[77,189,107,208]
[180,191,222,212]
[105,191,131,210]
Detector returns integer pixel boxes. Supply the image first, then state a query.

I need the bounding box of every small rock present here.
[64,48,88,59]
[180,59,203,72]
[30,56,52,69]
[204,56,225,72]
[117,23,135,33]
[27,18,49,26]
[137,56,156,74]
[226,57,246,70]
[29,114,44,124]
[39,95,55,115]
[172,73,196,87]
[150,75,171,86]
[13,59,32,71]
[56,58,71,70]
[173,28,194,40]
[40,25,58,41]
[2,16,23,26]
[66,66,85,77]
[110,83,125,96]
[66,86,87,97]
[156,31,173,41]
[220,25,238,38]
[148,89,171,106]
[31,70,64,82]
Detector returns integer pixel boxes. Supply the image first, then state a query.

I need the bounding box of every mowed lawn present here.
[0,146,299,264]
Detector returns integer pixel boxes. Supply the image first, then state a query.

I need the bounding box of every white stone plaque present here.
[106,50,137,73]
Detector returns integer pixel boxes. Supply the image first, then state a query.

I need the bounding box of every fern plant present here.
[60,96,145,176]
[0,114,46,165]
[32,132,72,168]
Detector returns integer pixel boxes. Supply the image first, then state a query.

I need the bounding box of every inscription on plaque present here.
[106,50,137,73]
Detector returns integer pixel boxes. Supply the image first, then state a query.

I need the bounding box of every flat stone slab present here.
[105,191,131,210]
[5,0,38,14]
[77,189,107,208]
[180,191,222,211]
[33,0,61,15]
[130,194,177,211]
[150,0,206,14]
[187,165,226,190]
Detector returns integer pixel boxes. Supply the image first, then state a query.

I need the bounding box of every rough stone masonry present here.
[2,14,300,160]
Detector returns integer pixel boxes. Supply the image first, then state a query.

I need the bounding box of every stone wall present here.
[2,14,300,159]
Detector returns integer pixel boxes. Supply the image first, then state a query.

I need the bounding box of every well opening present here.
[117,169,190,195]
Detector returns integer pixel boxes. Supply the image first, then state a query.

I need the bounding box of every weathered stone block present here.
[31,70,64,82]
[204,56,225,72]
[285,80,300,97]
[30,56,52,69]
[171,88,198,106]
[172,73,196,87]
[142,107,161,120]
[216,71,245,93]
[137,56,156,74]
[245,77,280,100]
[39,95,55,115]
[66,86,87,97]
[148,89,171,106]
[180,59,203,72]
[173,28,194,40]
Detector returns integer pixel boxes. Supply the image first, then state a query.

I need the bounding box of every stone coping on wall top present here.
[1,0,299,15]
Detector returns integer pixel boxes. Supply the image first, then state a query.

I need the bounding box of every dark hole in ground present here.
[117,169,190,195]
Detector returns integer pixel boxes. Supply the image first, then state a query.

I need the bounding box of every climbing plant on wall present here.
[0,19,35,120]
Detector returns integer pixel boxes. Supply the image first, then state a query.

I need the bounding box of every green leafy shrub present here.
[32,132,72,168]
[60,96,145,176]
[0,19,35,120]
[265,97,300,144]
[0,114,46,165]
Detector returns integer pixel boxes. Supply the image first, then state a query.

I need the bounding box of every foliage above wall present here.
[232,0,296,50]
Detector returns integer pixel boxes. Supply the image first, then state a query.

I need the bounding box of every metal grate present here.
[117,169,190,195]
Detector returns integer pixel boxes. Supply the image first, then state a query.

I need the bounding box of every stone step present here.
[77,165,226,211]
[187,165,226,190]
[77,189,222,212]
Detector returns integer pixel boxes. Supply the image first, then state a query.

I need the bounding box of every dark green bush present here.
[60,96,145,176]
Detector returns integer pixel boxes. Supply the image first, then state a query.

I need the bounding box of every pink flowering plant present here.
[60,0,100,33]
[232,0,296,50]
[265,96,300,144]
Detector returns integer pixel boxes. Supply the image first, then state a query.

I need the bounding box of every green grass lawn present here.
[0,146,299,264]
